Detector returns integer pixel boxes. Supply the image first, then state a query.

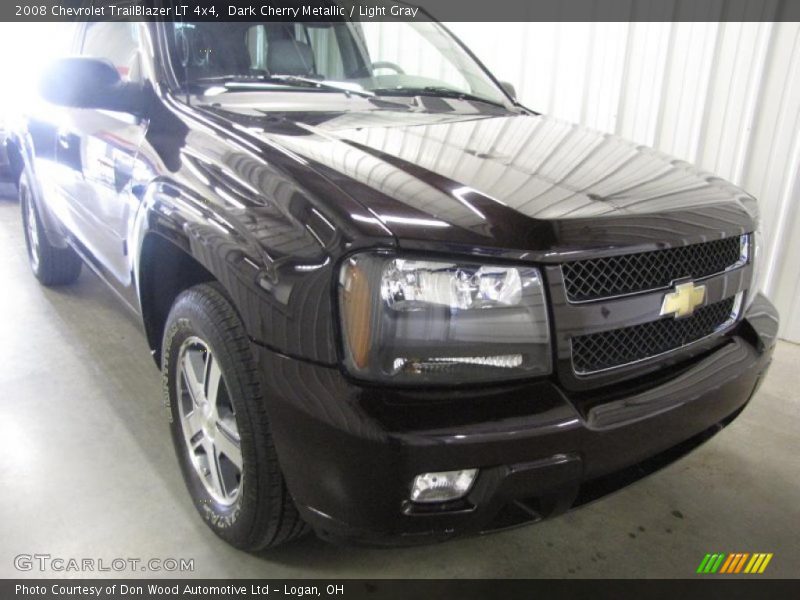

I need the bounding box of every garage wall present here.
[447,21,800,342]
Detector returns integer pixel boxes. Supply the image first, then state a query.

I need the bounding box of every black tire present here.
[7,139,24,188]
[20,173,82,286]
[162,282,308,550]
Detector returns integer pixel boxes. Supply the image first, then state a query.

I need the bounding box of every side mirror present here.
[39,57,147,116]
[499,81,517,100]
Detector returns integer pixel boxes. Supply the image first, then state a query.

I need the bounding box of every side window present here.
[81,23,142,83]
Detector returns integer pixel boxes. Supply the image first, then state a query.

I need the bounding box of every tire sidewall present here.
[19,174,41,278]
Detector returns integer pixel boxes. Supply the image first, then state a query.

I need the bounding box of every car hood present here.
[199,101,757,259]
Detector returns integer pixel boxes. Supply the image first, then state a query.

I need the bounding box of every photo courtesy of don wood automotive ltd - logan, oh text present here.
[0,0,798,599]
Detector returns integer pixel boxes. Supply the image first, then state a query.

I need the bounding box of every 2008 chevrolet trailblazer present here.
[18,16,778,549]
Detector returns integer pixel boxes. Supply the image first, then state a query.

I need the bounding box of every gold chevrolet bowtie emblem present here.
[660,281,707,319]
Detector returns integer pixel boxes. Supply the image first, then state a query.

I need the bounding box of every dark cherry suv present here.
[18,18,778,548]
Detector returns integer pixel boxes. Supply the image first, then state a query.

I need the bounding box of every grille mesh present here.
[572,297,736,374]
[562,236,744,302]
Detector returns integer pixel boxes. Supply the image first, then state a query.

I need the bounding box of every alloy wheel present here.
[176,337,243,505]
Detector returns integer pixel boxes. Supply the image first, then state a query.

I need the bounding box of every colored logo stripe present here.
[724,553,749,573]
[696,554,712,573]
[697,553,773,574]
[719,554,736,573]
[697,553,726,573]
[747,553,773,573]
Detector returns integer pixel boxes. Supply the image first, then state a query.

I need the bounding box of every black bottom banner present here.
[4,579,800,600]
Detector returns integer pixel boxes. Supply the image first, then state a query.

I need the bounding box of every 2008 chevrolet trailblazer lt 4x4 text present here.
[18,15,778,549]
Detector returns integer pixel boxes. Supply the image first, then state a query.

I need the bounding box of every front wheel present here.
[162,283,308,549]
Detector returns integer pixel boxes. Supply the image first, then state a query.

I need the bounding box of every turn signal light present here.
[340,260,372,369]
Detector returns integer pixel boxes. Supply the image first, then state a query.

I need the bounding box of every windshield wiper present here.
[371,86,506,108]
[192,74,374,98]
[268,75,375,98]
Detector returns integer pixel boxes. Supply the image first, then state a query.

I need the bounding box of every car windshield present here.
[166,19,508,107]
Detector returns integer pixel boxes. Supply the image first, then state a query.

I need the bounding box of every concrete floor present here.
[0,193,798,579]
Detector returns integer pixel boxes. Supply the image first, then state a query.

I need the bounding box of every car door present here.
[54,22,148,300]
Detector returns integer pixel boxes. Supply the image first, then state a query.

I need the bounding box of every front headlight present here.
[337,253,551,384]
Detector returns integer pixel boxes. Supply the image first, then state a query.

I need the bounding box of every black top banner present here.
[6,0,800,22]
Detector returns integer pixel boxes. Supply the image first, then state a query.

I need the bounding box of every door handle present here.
[57,132,71,149]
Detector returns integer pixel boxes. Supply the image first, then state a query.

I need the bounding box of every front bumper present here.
[254,294,778,546]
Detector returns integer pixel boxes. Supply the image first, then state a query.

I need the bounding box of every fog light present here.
[410,469,478,503]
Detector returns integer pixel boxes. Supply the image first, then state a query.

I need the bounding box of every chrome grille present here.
[571,296,737,374]
[562,236,746,302]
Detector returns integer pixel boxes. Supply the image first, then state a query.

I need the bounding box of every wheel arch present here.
[15,128,71,249]
[137,230,218,365]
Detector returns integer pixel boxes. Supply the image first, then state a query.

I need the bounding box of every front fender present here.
[132,179,341,366]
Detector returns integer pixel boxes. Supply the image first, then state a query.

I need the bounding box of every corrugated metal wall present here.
[448,21,800,342]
